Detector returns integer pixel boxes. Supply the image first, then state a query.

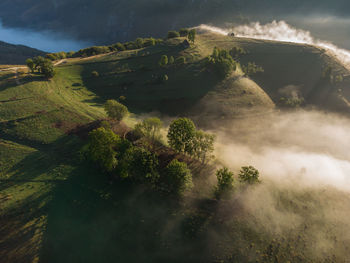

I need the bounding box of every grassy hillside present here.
[0,41,45,65]
[2,32,350,262]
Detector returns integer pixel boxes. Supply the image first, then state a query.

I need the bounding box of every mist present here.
[0,21,92,52]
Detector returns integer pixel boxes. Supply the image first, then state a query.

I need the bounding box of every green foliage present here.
[190,130,215,163]
[134,117,163,143]
[206,47,236,77]
[162,74,169,82]
[104,100,129,121]
[188,29,196,43]
[74,46,111,57]
[113,42,126,51]
[169,56,175,64]
[215,167,234,198]
[239,166,261,184]
[91,71,99,77]
[119,146,159,184]
[167,118,196,154]
[143,38,156,47]
[163,159,193,196]
[229,46,246,60]
[88,127,120,172]
[26,58,35,73]
[135,38,144,48]
[242,62,264,76]
[167,31,180,39]
[175,56,186,65]
[159,55,168,67]
[179,28,190,37]
[279,97,305,108]
[37,58,55,79]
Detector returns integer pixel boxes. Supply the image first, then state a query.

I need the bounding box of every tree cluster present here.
[26,56,56,79]
[206,47,237,78]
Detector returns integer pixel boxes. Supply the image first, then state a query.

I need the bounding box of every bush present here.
[91,71,99,77]
[113,43,126,51]
[159,55,168,67]
[104,100,129,121]
[163,159,193,196]
[169,56,175,65]
[143,38,156,47]
[179,28,190,37]
[175,56,186,65]
[215,167,234,198]
[239,166,260,184]
[167,31,180,39]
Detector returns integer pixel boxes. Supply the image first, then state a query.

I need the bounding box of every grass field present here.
[2,32,350,262]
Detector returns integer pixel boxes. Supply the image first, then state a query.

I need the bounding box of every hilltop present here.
[0,41,45,64]
[2,31,350,262]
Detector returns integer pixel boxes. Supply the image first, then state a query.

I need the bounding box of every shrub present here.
[91,71,99,77]
[239,166,261,184]
[159,55,168,67]
[169,56,175,64]
[163,159,193,196]
[175,56,186,65]
[179,28,190,37]
[167,31,180,39]
[104,100,129,121]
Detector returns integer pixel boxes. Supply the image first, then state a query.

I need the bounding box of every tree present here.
[169,56,175,65]
[175,56,186,65]
[188,29,196,43]
[119,146,159,184]
[239,166,260,184]
[206,47,237,78]
[40,59,55,79]
[159,55,168,67]
[163,159,193,196]
[88,127,120,172]
[104,100,129,121]
[215,167,234,198]
[26,58,35,73]
[179,28,190,37]
[242,62,264,76]
[167,118,196,154]
[135,117,163,144]
[167,31,180,39]
[135,38,144,48]
[190,130,215,163]
[229,46,246,60]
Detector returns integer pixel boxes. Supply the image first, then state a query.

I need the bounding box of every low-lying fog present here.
[0,21,91,52]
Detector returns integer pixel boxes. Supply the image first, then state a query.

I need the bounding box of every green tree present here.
[164,159,193,196]
[215,167,234,198]
[179,28,190,37]
[119,146,159,184]
[104,100,129,121]
[169,56,175,65]
[26,58,35,73]
[167,118,196,154]
[167,31,180,39]
[239,166,260,184]
[40,59,55,79]
[159,55,168,67]
[135,117,163,143]
[135,38,144,48]
[88,127,120,172]
[242,62,264,76]
[190,130,215,163]
[188,29,196,43]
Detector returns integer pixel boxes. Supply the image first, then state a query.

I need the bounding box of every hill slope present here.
[2,32,350,262]
[0,41,45,64]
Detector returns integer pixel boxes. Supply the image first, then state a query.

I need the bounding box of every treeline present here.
[85,99,260,198]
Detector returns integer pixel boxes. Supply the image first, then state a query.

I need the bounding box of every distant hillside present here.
[0,41,45,64]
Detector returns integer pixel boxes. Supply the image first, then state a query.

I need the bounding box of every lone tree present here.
[188,29,196,43]
[88,127,120,172]
[167,118,196,154]
[215,167,235,198]
[26,58,35,73]
[164,159,193,196]
[159,55,168,67]
[239,166,260,184]
[104,100,129,121]
[41,60,55,79]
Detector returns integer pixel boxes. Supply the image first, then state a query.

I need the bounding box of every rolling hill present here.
[1,31,350,262]
[0,41,45,65]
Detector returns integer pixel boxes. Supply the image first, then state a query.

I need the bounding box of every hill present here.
[2,31,350,262]
[0,41,45,64]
